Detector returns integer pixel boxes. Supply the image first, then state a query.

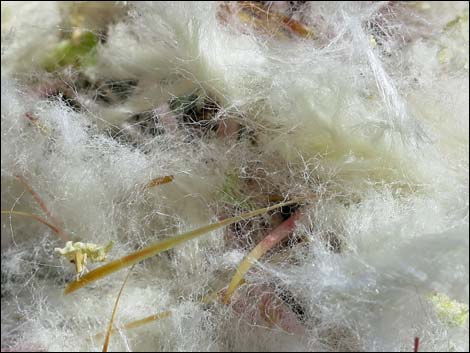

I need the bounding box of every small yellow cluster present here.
[55,241,114,280]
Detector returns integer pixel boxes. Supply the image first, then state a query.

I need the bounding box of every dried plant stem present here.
[102,266,134,352]
[65,198,305,294]
[237,1,314,38]
[95,311,172,340]
[15,175,69,241]
[1,210,68,241]
[223,211,301,303]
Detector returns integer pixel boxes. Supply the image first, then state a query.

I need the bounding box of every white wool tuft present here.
[1,1,468,352]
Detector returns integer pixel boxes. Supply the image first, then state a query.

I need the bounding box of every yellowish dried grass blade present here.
[118,311,172,332]
[200,279,246,305]
[95,279,247,338]
[223,212,301,303]
[64,198,304,295]
[95,311,172,340]
[102,266,134,352]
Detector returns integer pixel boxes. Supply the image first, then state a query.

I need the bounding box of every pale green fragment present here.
[429,292,469,327]
[219,170,256,210]
[444,10,469,32]
[43,31,99,71]
[437,9,469,69]
[438,48,450,64]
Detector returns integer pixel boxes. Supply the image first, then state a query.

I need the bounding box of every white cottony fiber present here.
[1,1,468,352]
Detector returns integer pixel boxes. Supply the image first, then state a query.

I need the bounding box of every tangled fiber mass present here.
[1,1,469,351]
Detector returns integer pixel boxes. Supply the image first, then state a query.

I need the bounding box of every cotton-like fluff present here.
[1,2,468,352]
